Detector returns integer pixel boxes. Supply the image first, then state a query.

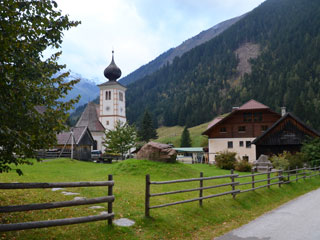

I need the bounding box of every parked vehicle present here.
[91,150,102,161]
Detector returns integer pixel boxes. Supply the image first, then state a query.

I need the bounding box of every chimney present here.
[281,107,286,117]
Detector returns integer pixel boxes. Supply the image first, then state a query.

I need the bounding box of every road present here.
[215,187,320,240]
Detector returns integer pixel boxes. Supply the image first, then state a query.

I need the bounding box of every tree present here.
[0,1,80,174]
[138,110,158,142]
[180,127,192,147]
[103,121,137,159]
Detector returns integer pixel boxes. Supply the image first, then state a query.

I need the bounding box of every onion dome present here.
[103,50,122,81]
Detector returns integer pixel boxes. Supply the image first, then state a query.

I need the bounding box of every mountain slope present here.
[62,72,99,110]
[126,0,320,130]
[119,15,243,86]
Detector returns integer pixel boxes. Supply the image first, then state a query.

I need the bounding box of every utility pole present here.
[71,129,74,159]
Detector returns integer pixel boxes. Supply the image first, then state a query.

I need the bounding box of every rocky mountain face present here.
[119,15,244,86]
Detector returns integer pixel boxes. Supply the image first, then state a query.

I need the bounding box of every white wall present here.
[91,131,105,152]
[208,138,256,163]
[99,85,127,131]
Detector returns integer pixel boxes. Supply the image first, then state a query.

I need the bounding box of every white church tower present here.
[98,51,127,131]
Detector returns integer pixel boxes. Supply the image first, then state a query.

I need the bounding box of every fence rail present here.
[145,172,239,217]
[0,176,114,232]
[145,165,320,217]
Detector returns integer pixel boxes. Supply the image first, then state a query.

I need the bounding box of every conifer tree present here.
[180,127,192,147]
[138,110,158,142]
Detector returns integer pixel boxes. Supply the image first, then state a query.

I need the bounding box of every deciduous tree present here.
[103,121,137,159]
[0,0,80,174]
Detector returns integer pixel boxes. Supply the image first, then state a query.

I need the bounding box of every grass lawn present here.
[1,158,320,239]
[156,122,209,147]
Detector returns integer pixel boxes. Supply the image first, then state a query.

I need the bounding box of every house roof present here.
[252,112,320,144]
[56,126,93,145]
[239,99,270,110]
[76,102,105,132]
[203,99,275,136]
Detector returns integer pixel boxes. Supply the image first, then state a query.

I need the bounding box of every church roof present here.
[76,102,105,132]
[98,80,126,89]
[239,99,270,110]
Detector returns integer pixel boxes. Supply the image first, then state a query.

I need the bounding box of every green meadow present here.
[1,158,320,239]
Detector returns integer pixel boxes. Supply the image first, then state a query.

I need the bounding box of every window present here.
[254,112,262,122]
[106,121,109,125]
[93,140,97,150]
[220,127,227,133]
[238,126,246,132]
[105,91,111,100]
[228,141,233,148]
[261,125,268,132]
[119,92,123,101]
[243,156,249,162]
[246,141,251,148]
[239,141,244,147]
[243,113,252,122]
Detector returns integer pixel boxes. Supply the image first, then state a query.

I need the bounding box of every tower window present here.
[119,92,123,101]
[106,121,109,125]
[106,91,111,100]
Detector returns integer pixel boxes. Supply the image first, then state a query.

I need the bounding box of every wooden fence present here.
[145,172,240,217]
[0,175,114,232]
[145,166,320,217]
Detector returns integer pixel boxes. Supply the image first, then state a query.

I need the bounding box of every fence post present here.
[303,167,306,180]
[199,172,203,207]
[231,169,236,199]
[279,170,282,188]
[108,174,113,226]
[288,168,290,183]
[145,174,150,217]
[296,166,298,182]
[267,167,270,189]
[251,169,255,190]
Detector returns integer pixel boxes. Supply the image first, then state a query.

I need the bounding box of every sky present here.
[49,0,266,83]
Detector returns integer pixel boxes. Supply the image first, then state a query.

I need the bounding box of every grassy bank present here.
[156,122,209,147]
[1,159,320,239]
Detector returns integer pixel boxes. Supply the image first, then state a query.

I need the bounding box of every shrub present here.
[301,138,320,163]
[235,159,252,172]
[270,153,289,170]
[215,151,237,170]
[270,151,306,170]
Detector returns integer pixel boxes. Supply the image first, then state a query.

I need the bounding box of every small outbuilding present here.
[56,126,94,161]
[174,147,207,164]
[252,112,320,158]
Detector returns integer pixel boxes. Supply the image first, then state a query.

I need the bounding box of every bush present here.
[215,151,237,170]
[301,138,320,162]
[270,153,289,170]
[235,159,252,172]
[270,151,306,170]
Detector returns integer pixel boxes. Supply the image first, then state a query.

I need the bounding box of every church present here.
[76,51,127,152]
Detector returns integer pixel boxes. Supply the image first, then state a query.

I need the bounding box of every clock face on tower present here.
[106,106,110,111]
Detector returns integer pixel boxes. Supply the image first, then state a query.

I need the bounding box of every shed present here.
[56,126,94,161]
[252,113,320,158]
[173,147,207,164]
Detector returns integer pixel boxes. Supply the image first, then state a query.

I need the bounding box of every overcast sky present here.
[50,0,266,83]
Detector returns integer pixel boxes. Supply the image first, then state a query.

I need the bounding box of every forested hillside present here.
[119,15,243,86]
[126,0,320,130]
